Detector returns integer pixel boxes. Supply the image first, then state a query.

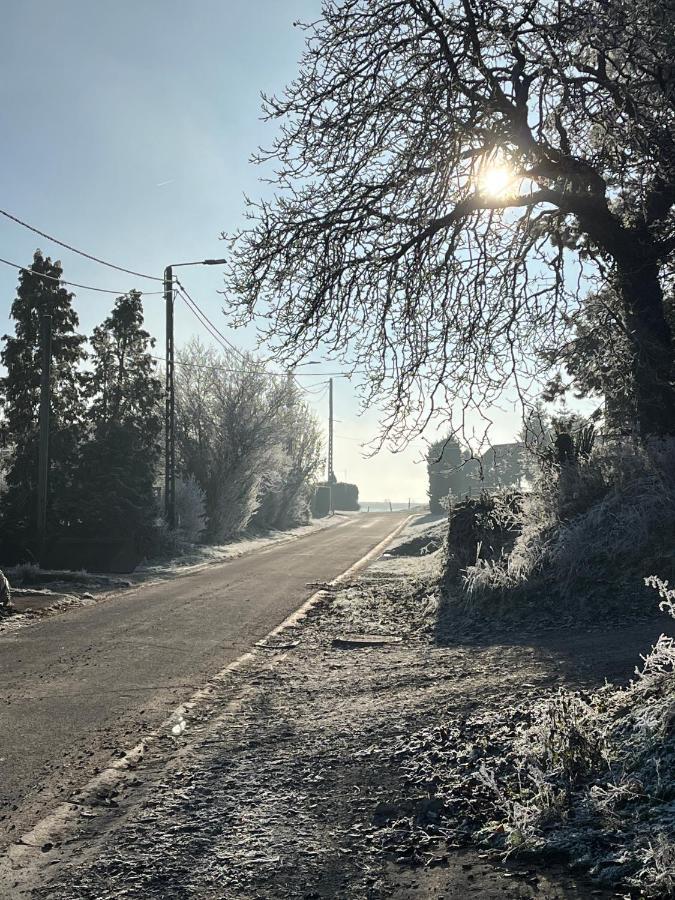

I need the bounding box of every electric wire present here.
[160,350,351,378]
[298,383,329,397]
[173,281,316,393]
[1,253,352,385]
[174,287,241,359]
[0,207,163,281]
[0,208,355,404]
[150,352,333,383]
[167,291,349,395]
[0,207,357,389]
[174,278,246,361]
[0,256,164,296]
[334,432,364,442]
[174,279,323,396]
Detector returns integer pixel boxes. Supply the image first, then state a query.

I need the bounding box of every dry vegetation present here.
[452,439,675,616]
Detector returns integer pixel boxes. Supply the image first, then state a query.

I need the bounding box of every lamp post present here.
[164,258,226,529]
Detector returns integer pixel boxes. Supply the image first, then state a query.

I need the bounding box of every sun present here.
[478,163,515,199]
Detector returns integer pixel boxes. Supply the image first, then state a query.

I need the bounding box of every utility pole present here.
[327,377,334,480]
[327,377,334,514]
[164,265,176,530]
[37,305,52,560]
[162,257,227,529]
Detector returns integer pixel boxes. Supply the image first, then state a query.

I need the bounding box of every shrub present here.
[175,339,322,543]
[461,438,675,608]
[487,575,675,895]
[445,490,523,580]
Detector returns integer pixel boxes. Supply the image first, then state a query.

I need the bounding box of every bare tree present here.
[227,0,675,441]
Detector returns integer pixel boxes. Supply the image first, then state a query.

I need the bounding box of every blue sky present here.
[0,1,522,501]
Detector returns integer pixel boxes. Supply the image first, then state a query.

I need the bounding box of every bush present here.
[483,576,675,895]
[460,438,675,609]
[402,577,675,896]
[444,490,523,581]
[175,339,322,543]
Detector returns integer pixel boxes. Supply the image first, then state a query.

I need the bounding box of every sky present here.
[0,0,526,502]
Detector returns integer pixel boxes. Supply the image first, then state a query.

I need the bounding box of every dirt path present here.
[7,538,672,898]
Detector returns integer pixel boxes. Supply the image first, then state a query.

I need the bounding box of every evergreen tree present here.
[542,285,675,434]
[75,291,163,549]
[0,250,85,555]
[427,437,466,512]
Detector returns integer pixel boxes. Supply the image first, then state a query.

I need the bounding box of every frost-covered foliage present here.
[391,578,675,896]
[444,491,522,580]
[175,339,322,543]
[462,438,675,606]
[487,576,675,895]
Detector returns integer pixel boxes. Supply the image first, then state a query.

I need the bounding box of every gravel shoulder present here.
[8,518,673,899]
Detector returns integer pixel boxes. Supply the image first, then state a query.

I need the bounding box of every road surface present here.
[0,512,408,848]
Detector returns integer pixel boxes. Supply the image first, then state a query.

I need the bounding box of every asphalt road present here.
[0,512,408,848]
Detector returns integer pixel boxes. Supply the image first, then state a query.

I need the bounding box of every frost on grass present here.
[384,577,675,897]
[457,439,675,614]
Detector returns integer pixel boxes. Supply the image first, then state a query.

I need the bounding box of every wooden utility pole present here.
[327,377,334,480]
[327,377,334,514]
[37,306,52,559]
[164,265,176,530]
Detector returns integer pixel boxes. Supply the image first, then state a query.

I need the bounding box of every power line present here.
[174,278,246,361]
[166,349,352,378]
[297,383,329,397]
[0,207,163,282]
[173,279,316,397]
[149,352,334,383]
[173,280,357,395]
[1,251,355,384]
[0,256,164,296]
[0,208,359,381]
[174,286,240,359]
[334,432,364,442]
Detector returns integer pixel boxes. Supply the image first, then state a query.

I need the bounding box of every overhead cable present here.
[170,278,318,394]
[150,352,332,382]
[0,207,163,281]
[0,256,163,296]
[174,278,247,361]
[174,286,241,359]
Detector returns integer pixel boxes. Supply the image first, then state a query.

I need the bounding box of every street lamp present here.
[164,258,226,529]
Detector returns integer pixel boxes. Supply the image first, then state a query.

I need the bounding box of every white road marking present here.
[1,514,416,894]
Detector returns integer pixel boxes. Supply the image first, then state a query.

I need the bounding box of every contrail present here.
[156,179,174,187]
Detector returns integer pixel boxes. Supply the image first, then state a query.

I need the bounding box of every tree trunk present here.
[617,258,675,436]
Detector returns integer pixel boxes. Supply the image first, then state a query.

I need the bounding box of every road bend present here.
[0,511,409,847]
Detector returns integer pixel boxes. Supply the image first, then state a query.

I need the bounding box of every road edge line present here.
[0,513,417,890]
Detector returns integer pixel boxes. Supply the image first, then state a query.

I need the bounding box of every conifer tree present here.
[0,250,85,555]
[75,291,163,548]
